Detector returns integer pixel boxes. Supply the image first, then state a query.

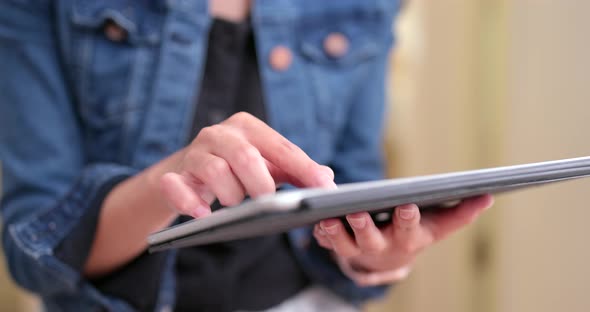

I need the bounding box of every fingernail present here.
[347,216,366,229]
[321,221,339,235]
[321,166,334,179]
[316,173,337,189]
[398,206,415,220]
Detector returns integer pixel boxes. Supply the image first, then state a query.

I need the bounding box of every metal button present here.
[269,45,293,72]
[104,20,127,42]
[323,32,349,58]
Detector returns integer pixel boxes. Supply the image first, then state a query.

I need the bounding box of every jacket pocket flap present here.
[71,0,162,45]
[297,9,393,67]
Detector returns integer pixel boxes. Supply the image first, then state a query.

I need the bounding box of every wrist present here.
[333,254,412,287]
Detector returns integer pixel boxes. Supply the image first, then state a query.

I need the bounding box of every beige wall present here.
[499,1,590,311]
[369,0,590,312]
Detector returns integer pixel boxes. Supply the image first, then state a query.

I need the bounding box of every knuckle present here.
[398,240,420,254]
[227,112,254,126]
[195,125,223,143]
[158,172,175,190]
[396,220,419,232]
[184,149,203,165]
[362,241,387,255]
[233,144,261,168]
[196,125,215,140]
[203,158,231,181]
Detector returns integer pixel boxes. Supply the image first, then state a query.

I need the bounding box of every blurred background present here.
[2,0,590,311]
[368,0,590,311]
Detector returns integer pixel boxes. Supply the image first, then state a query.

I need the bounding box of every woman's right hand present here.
[159,112,336,218]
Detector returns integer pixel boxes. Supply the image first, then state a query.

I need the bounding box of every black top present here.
[175,18,309,312]
[55,18,309,312]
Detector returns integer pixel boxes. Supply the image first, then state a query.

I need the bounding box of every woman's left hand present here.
[313,194,494,286]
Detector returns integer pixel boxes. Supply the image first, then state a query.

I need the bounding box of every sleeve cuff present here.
[54,174,129,271]
[8,163,172,310]
[52,166,170,311]
[7,163,137,293]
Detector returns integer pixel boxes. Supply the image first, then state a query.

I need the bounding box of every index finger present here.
[225,112,335,188]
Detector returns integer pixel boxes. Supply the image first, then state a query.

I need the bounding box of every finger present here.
[346,212,387,254]
[159,172,211,218]
[313,224,334,250]
[224,112,335,188]
[320,219,360,258]
[185,150,246,206]
[392,204,431,254]
[197,125,276,198]
[267,160,334,189]
[264,158,302,187]
[423,194,494,241]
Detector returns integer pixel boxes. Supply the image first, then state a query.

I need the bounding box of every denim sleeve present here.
[289,36,395,304]
[0,3,168,309]
[52,175,169,311]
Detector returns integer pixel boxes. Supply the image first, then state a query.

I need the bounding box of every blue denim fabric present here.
[0,0,400,311]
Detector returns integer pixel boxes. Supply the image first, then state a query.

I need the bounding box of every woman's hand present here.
[157,111,494,288]
[159,112,336,218]
[313,194,494,286]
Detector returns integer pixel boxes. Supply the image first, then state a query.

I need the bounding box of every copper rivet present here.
[324,32,349,58]
[104,21,127,42]
[269,45,293,71]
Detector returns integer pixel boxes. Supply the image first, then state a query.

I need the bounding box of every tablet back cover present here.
[149,156,590,252]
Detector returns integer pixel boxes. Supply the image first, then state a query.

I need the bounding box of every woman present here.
[0,1,493,311]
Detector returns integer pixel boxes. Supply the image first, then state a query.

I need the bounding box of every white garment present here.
[237,286,360,312]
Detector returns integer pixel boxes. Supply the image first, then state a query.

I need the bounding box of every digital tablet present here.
[148,156,590,252]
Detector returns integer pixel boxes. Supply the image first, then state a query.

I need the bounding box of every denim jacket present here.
[0,0,400,311]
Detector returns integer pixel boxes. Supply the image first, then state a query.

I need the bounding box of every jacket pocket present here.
[295,5,395,133]
[297,10,392,67]
[69,1,162,129]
